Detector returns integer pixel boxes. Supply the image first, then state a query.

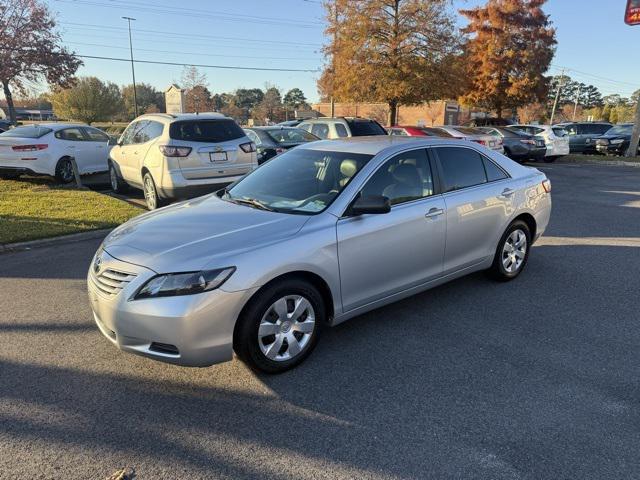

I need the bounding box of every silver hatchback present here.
[88,137,551,373]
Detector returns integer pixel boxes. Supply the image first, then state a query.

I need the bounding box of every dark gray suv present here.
[555,122,612,153]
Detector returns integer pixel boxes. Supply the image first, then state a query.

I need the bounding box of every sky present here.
[35,0,640,103]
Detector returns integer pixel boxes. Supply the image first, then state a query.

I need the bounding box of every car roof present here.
[21,122,87,130]
[297,135,478,156]
[300,117,376,123]
[137,112,228,122]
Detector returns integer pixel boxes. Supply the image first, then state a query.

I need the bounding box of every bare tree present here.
[0,0,81,123]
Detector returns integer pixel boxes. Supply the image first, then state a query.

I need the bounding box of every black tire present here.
[109,161,128,193]
[543,156,557,163]
[487,220,532,281]
[234,278,325,374]
[0,172,20,180]
[55,157,75,183]
[142,172,166,210]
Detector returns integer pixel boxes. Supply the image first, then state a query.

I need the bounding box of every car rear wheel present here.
[55,157,75,184]
[142,172,165,210]
[109,162,128,193]
[544,156,557,163]
[234,279,324,374]
[488,220,531,281]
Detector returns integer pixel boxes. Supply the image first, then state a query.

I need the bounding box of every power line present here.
[550,64,639,89]
[61,41,322,62]
[74,53,319,73]
[53,0,322,28]
[58,22,324,47]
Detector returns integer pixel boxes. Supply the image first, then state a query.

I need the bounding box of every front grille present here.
[91,268,137,297]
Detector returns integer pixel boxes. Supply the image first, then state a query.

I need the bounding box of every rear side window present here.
[310,123,329,139]
[483,157,508,182]
[1,125,52,138]
[55,127,86,141]
[144,121,164,140]
[552,128,568,137]
[436,146,487,192]
[169,119,245,143]
[346,119,387,136]
[334,123,349,137]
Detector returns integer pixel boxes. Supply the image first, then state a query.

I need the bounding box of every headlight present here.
[133,267,235,300]
[610,138,624,145]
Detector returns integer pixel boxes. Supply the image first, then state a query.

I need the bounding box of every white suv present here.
[109,113,257,209]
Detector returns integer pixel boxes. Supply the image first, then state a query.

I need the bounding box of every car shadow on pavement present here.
[2,243,639,479]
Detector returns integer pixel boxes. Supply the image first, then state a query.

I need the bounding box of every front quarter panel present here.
[216,213,342,318]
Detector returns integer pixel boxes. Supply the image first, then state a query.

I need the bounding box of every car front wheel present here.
[234,279,324,374]
[488,220,531,281]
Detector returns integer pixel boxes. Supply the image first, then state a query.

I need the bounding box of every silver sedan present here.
[88,137,552,373]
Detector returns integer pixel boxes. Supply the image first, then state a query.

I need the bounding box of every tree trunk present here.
[495,103,503,119]
[388,100,398,126]
[2,80,16,124]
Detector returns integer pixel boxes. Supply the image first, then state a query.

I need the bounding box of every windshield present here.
[0,125,52,138]
[265,128,319,144]
[455,127,484,136]
[420,127,453,137]
[224,148,373,214]
[605,124,633,136]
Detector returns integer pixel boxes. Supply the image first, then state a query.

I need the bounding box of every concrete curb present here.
[556,158,640,168]
[0,228,112,254]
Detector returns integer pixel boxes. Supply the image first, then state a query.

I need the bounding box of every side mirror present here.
[349,195,391,216]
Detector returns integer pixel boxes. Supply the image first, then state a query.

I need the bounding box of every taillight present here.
[473,139,487,146]
[159,145,192,157]
[520,139,536,145]
[275,147,286,154]
[542,179,551,193]
[12,144,48,152]
[239,142,256,153]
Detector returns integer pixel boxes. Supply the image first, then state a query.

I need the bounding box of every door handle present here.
[425,207,444,219]
[500,188,515,198]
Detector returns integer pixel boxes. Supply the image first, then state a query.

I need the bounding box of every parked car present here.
[508,124,569,162]
[555,122,612,153]
[244,126,319,164]
[297,117,387,139]
[0,119,13,133]
[462,117,512,127]
[109,113,257,210]
[0,123,111,181]
[387,125,454,137]
[476,126,547,163]
[88,136,552,373]
[276,120,305,127]
[595,123,639,156]
[434,126,505,153]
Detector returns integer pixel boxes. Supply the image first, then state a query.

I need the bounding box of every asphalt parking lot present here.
[1,162,639,479]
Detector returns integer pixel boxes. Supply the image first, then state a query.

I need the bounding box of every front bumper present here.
[87,249,257,367]
[596,144,626,155]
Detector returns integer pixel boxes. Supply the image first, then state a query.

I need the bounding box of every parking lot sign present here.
[625,0,640,25]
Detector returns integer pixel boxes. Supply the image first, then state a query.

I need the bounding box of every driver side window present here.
[361,149,433,205]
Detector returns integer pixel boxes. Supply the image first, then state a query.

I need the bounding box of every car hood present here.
[102,194,310,273]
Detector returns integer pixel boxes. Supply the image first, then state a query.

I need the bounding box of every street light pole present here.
[122,16,138,118]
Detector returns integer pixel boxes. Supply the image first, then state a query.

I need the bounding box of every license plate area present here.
[209,152,228,163]
[489,141,496,147]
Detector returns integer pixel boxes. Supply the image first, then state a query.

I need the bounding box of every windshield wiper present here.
[232,197,275,212]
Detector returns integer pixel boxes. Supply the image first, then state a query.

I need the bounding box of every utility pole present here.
[627,96,640,157]
[572,84,582,122]
[330,1,338,117]
[549,69,565,125]
[122,16,138,118]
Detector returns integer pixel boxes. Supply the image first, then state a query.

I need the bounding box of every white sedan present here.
[0,123,112,182]
[508,124,570,161]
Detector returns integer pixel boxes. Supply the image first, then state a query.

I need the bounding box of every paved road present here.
[1,163,639,479]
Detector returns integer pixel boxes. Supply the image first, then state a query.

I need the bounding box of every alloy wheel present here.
[60,160,74,183]
[258,295,315,362]
[502,229,527,273]
[109,165,118,191]
[143,176,157,210]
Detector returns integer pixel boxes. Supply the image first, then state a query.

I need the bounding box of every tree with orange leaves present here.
[459,0,556,119]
